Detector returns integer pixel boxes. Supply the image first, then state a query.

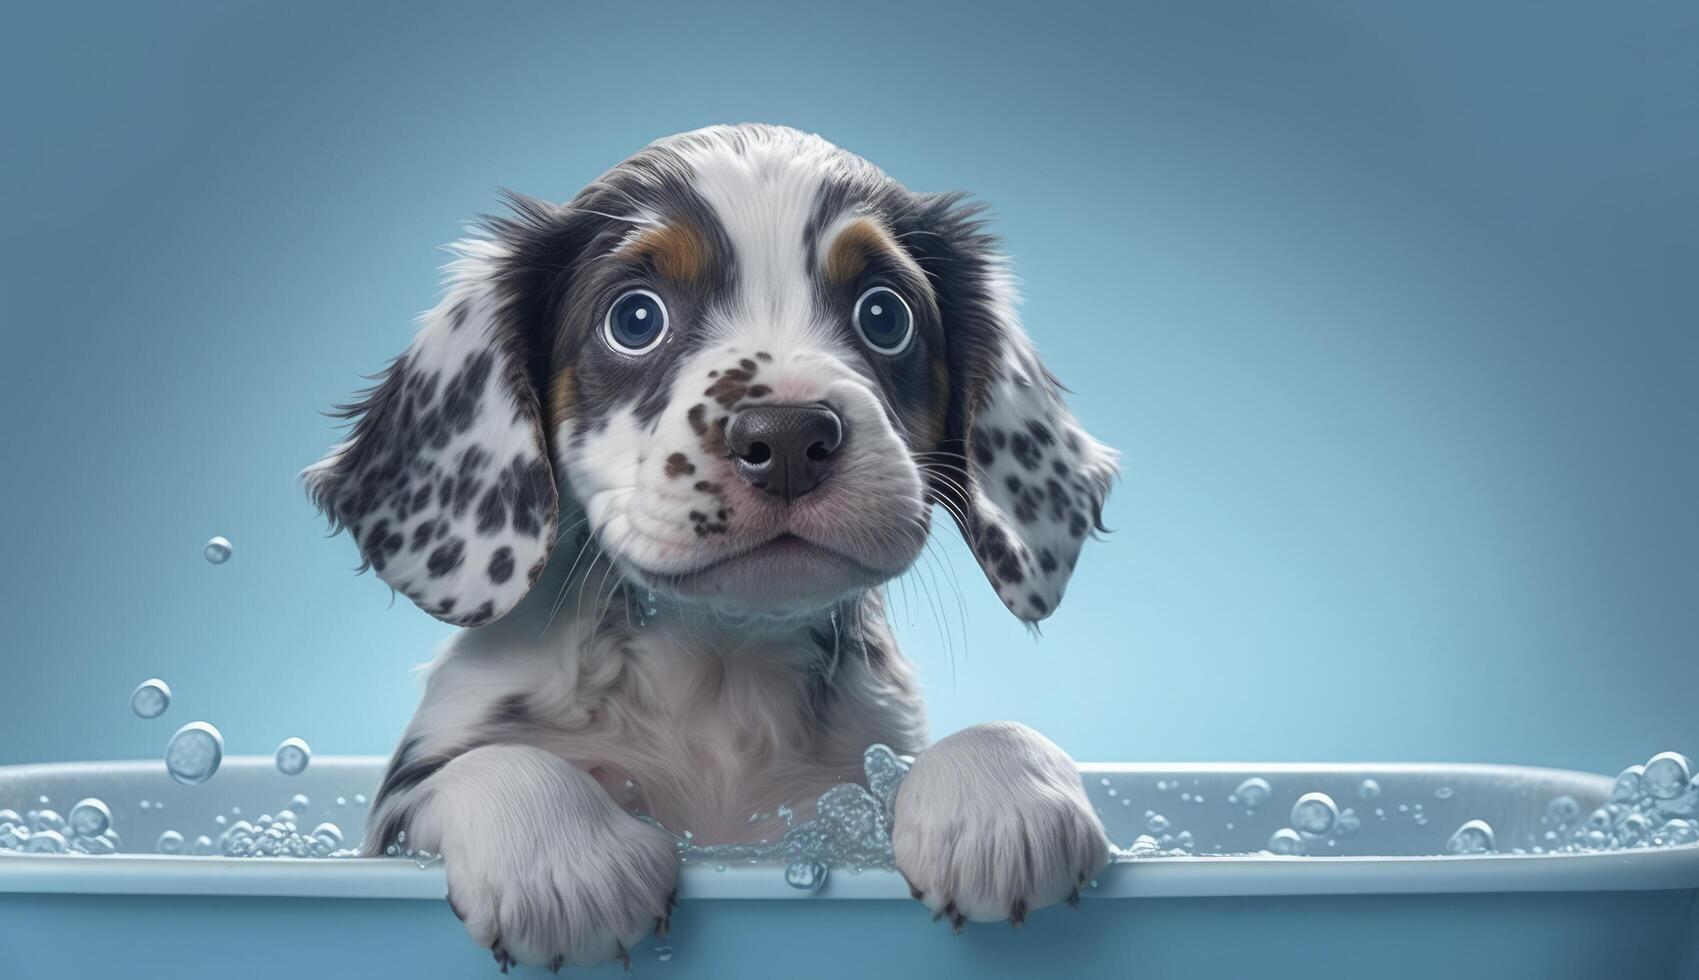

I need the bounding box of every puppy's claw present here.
[492,943,514,973]
[1010,898,1028,928]
[618,945,632,971]
[548,954,565,974]
[1066,887,1082,909]
[656,888,677,938]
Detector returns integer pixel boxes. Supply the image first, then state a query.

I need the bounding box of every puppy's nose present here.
[726,404,843,501]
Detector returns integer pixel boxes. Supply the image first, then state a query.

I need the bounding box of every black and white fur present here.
[307,124,1117,970]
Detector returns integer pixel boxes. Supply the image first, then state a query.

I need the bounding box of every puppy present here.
[306,124,1117,969]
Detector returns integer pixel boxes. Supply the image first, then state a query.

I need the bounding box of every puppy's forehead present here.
[648,127,897,299]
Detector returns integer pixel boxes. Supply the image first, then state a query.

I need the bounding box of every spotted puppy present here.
[306,124,1117,969]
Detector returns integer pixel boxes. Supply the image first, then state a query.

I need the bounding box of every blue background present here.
[2,0,1693,777]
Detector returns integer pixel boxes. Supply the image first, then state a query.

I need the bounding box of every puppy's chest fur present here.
[402,602,926,845]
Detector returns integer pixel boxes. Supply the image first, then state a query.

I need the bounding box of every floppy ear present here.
[303,238,558,628]
[901,194,1117,623]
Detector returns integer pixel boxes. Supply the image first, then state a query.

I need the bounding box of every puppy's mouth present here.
[622,533,895,609]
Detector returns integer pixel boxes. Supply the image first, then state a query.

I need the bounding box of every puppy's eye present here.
[604,289,669,354]
[853,287,914,355]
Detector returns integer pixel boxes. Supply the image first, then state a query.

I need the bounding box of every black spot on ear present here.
[1027,593,1048,615]
[1038,549,1058,573]
[972,442,995,467]
[410,519,438,553]
[488,546,515,584]
[1005,476,1023,495]
[461,600,496,627]
[990,428,1009,449]
[1025,419,1054,446]
[427,538,465,578]
[1010,432,1041,471]
[755,351,773,362]
[1068,512,1089,537]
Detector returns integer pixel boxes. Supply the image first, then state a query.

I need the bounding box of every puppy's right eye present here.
[604,289,669,354]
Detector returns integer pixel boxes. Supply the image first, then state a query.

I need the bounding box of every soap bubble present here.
[311,823,344,849]
[1446,819,1496,854]
[1234,777,1272,809]
[1146,813,1170,833]
[68,799,112,838]
[156,831,186,854]
[1357,778,1381,800]
[784,860,828,892]
[165,721,224,785]
[1291,793,1339,835]
[1434,786,1454,800]
[1545,795,1580,825]
[130,679,172,719]
[1337,807,1362,835]
[1267,828,1305,855]
[203,536,233,564]
[274,738,311,776]
[1643,752,1692,800]
[288,794,310,812]
[30,810,65,834]
[24,829,67,853]
[1611,765,1644,803]
[1659,819,1698,845]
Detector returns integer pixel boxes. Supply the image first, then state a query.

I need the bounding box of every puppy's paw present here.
[891,722,1109,930]
[418,745,679,970]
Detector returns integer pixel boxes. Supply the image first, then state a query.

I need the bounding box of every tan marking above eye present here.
[616,221,707,282]
[823,217,905,286]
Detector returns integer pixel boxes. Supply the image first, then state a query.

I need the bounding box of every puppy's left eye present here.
[604,289,669,354]
[853,287,914,355]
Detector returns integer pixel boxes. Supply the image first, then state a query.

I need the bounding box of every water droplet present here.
[202,536,233,564]
[130,679,172,719]
[1146,813,1170,833]
[274,737,312,776]
[1434,786,1454,800]
[1267,828,1305,855]
[30,810,65,834]
[1337,807,1362,835]
[165,721,224,785]
[1357,778,1381,800]
[1446,819,1495,855]
[1643,752,1692,800]
[156,830,186,854]
[1291,792,1339,835]
[353,794,366,806]
[1234,777,1272,809]
[193,835,216,855]
[654,945,674,963]
[68,799,112,838]
[288,794,310,812]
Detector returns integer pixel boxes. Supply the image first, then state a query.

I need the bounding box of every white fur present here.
[891,722,1111,925]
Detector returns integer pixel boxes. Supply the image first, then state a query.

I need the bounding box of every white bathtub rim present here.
[5,756,1697,902]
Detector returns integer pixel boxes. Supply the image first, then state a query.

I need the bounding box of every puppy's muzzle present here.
[727,404,843,502]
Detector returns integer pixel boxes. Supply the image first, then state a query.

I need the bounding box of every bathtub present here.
[2,757,1696,979]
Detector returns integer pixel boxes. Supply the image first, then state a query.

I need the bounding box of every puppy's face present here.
[308,125,1114,627]
[548,145,947,614]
